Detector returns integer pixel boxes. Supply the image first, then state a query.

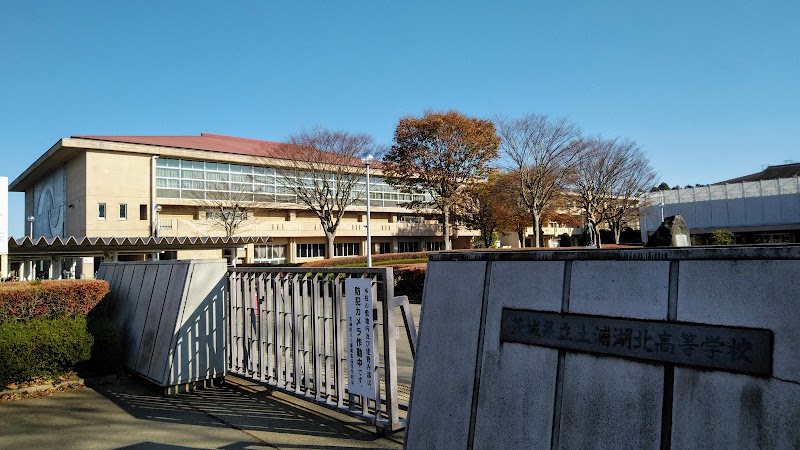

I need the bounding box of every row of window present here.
[292,241,443,259]
[155,157,431,206]
[98,203,149,221]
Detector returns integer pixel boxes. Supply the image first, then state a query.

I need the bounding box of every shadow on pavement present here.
[90,375,402,449]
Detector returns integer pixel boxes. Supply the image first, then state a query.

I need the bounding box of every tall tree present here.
[573,137,656,247]
[383,111,500,250]
[276,128,376,259]
[498,114,586,247]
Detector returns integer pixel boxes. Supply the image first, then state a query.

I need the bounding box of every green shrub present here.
[0,317,93,386]
[710,229,735,245]
[85,318,124,375]
[0,280,110,324]
[394,265,427,303]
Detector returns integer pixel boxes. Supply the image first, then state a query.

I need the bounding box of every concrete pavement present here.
[0,375,405,450]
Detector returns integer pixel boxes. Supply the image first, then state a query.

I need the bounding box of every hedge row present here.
[393,265,427,303]
[0,280,110,323]
[300,251,433,268]
[0,317,93,386]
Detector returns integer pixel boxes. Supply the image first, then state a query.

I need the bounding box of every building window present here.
[334,242,360,257]
[378,242,392,254]
[254,244,287,263]
[398,241,420,253]
[399,215,424,223]
[98,203,106,220]
[140,204,148,220]
[297,243,325,258]
[425,241,444,251]
[119,204,127,220]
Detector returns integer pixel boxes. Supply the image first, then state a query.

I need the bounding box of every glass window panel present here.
[157,168,180,178]
[206,172,229,181]
[182,169,205,180]
[254,194,275,202]
[230,182,253,192]
[207,181,229,191]
[181,180,204,190]
[182,190,205,200]
[254,175,272,184]
[230,164,251,173]
[157,158,180,168]
[157,178,180,188]
[230,174,252,183]
[157,188,180,198]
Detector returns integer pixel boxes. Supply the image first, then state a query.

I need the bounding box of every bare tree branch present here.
[274,127,378,259]
[498,114,586,247]
[573,137,656,247]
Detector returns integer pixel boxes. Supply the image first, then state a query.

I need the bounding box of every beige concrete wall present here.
[65,152,87,236]
[84,151,152,237]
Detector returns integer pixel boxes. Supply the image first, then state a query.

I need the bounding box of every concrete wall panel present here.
[744,197,764,224]
[150,262,191,382]
[98,259,227,388]
[710,199,729,228]
[727,198,746,225]
[570,261,669,320]
[672,369,800,449]
[558,354,662,450]
[406,247,800,450]
[677,260,800,382]
[168,260,227,384]
[472,261,563,449]
[126,265,158,369]
[763,196,782,224]
[780,194,800,222]
[405,260,487,450]
[135,263,173,375]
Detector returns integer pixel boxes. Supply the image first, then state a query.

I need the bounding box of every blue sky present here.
[1,1,797,237]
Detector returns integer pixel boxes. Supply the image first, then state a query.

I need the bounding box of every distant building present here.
[9,133,478,278]
[640,163,800,245]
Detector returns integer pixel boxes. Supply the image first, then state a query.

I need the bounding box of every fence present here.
[226,266,407,432]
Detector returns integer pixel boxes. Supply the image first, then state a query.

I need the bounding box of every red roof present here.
[73,133,296,159]
[73,133,381,168]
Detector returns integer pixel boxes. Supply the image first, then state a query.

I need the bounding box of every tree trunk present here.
[593,222,603,249]
[482,226,493,248]
[517,230,524,248]
[443,208,452,250]
[325,230,336,259]
[612,221,621,245]
[531,211,541,247]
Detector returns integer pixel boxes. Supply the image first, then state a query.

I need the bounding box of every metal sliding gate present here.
[227,267,413,432]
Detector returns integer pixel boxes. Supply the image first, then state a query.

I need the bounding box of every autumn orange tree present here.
[460,172,507,248]
[384,111,500,250]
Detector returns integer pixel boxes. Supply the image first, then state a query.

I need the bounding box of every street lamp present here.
[361,155,374,267]
[26,215,36,280]
[154,204,162,238]
[27,215,35,238]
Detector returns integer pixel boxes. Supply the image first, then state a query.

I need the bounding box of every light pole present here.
[26,215,35,280]
[361,155,374,267]
[154,204,162,238]
[27,215,35,238]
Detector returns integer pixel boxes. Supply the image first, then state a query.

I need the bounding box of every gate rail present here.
[227,266,404,431]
